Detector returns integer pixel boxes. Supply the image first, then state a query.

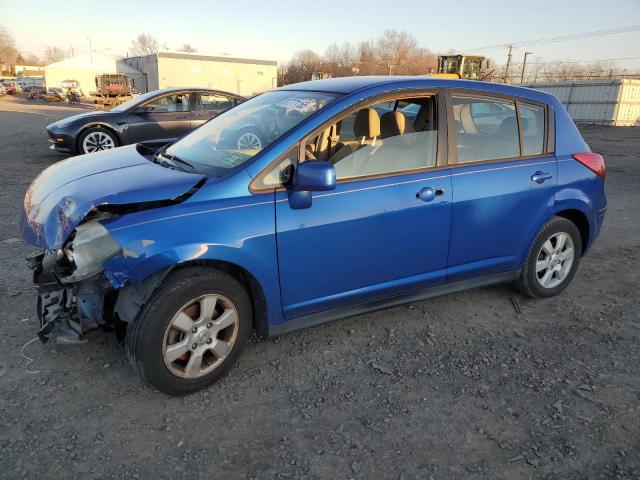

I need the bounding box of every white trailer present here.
[522,79,640,126]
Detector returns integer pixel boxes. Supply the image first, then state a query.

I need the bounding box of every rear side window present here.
[198,93,236,111]
[451,95,519,163]
[518,103,545,156]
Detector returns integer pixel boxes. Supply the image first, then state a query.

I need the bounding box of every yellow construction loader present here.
[433,54,493,80]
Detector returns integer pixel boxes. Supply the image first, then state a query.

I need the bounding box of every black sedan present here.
[46,87,245,155]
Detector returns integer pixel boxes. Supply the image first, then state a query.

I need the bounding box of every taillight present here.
[572,153,606,181]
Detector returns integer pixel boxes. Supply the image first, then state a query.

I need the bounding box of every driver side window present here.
[304,95,438,180]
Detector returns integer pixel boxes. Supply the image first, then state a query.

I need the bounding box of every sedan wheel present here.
[81,129,116,154]
[126,267,252,395]
[236,131,262,150]
[535,232,575,289]
[162,294,239,379]
[517,216,582,298]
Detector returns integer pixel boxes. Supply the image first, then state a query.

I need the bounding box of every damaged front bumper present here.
[28,250,112,344]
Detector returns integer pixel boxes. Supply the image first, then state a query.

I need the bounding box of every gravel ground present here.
[0,95,638,480]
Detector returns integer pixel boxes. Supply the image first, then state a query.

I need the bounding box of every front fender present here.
[101,195,284,326]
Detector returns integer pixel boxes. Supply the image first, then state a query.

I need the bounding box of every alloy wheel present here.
[535,232,575,289]
[236,132,262,150]
[82,131,115,153]
[162,294,239,379]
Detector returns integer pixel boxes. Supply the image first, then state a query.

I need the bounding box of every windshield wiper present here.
[156,150,196,173]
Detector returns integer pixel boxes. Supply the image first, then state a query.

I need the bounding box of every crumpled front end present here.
[26,216,123,343]
[20,146,207,343]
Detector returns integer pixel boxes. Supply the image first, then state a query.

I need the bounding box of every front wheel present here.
[126,267,252,395]
[235,128,263,150]
[517,216,582,298]
[78,127,118,154]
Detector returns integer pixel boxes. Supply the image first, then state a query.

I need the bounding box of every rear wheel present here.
[78,127,118,154]
[126,267,252,395]
[518,216,582,298]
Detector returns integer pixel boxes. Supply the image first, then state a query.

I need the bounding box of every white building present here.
[44,52,141,96]
[122,52,278,97]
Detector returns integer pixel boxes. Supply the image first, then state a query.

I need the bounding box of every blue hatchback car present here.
[22,77,607,394]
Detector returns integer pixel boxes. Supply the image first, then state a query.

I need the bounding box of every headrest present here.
[497,117,518,136]
[380,111,406,138]
[354,108,380,138]
[459,103,477,133]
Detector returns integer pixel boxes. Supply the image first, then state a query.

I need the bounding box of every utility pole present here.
[87,37,93,66]
[503,44,513,83]
[520,51,532,83]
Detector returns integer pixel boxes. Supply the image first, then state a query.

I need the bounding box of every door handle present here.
[531,171,553,184]
[417,187,444,202]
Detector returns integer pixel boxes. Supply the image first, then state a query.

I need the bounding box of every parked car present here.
[0,84,5,96]
[21,77,607,395]
[45,87,245,155]
[2,81,17,94]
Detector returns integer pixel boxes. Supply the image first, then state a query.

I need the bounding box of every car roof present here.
[152,87,244,97]
[278,76,557,104]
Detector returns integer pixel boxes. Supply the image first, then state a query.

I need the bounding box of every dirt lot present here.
[0,95,638,479]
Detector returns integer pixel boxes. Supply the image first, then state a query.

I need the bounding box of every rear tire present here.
[517,216,582,298]
[126,267,252,395]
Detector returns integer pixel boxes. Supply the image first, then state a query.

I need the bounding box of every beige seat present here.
[380,111,407,138]
[331,108,381,163]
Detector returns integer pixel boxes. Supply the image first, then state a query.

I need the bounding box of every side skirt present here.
[268,270,520,337]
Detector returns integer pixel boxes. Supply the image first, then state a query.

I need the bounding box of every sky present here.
[2,0,640,70]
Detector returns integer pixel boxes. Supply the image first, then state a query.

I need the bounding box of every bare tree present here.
[0,26,18,70]
[16,53,43,66]
[356,40,378,75]
[131,33,159,56]
[45,46,68,64]
[376,30,417,75]
[282,49,321,84]
[177,44,197,53]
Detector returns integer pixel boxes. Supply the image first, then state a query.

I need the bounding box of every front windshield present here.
[165,90,340,176]
[111,91,157,112]
[441,57,461,75]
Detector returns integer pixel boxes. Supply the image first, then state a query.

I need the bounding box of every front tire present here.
[78,127,118,154]
[126,267,252,395]
[518,216,582,298]
[234,128,263,150]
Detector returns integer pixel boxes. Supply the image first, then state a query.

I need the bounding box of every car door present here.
[191,92,239,129]
[269,93,452,319]
[126,92,193,143]
[446,92,557,282]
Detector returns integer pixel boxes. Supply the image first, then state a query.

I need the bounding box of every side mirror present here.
[293,161,336,192]
[288,161,336,210]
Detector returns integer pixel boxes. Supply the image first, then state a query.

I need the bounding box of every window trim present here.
[445,89,553,167]
[249,144,298,193]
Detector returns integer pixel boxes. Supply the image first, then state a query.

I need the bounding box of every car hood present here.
[21,145,206,249]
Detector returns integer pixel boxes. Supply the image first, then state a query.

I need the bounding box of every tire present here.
[517,216,582,299]
[78,127,118,154]
[126,267,252,395]
[234,128,264,150]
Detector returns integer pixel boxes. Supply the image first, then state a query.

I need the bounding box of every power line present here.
[507,55,640,67]
[465,25,640,53]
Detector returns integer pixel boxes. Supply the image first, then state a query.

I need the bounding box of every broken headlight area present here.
[26,219,122,343]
